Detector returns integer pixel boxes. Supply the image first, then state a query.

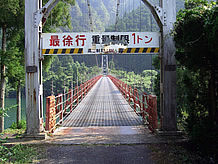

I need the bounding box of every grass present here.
[0,144,40,163]
[0,128,25,141]
[0,122,46,163]
[0,120,26,140]
[2,128,25,135]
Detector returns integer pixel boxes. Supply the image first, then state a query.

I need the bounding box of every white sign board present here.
[41,32,160,55]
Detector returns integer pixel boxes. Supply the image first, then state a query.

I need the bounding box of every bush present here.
[10,120,26,129]
[0,144,38,163]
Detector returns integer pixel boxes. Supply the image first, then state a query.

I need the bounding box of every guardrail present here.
[108,75,158,132]
[45,75,102,133]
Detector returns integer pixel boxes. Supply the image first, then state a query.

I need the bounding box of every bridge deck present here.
[62,76,143,127]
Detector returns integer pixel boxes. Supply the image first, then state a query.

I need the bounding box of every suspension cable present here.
[140,0,141,32]
[86,0,98,67]
[124,0,126,16]
[133,0,134,11]
[128,0,131,31]
[51,10,52,26]
[115,0,120,32]
[121,0,122,17]
[132,0,134,31]
[87,0,93,32]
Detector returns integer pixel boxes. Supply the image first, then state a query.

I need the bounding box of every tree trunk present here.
[0,25,7,132]
[0,65,6,132]
[17,81,21,127]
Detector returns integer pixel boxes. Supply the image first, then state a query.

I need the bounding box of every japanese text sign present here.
[41,32,160,55]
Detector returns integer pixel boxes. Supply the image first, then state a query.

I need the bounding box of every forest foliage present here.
[110,67,158,94]
[172,0,218,158]
[43,56,101,97]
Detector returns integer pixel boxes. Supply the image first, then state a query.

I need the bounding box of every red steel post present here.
[133,89,137,113]
[45,95,55,131]
[142,94,146,120]
[70,89,73,112]
[60,95,63,124]
[77,86,79,105]
[150,95,158,130]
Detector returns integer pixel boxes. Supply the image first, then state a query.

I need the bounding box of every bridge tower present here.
[25,0,44,135]
[102,55,108,75]
[25,0,62,136]
[142,0,177,132]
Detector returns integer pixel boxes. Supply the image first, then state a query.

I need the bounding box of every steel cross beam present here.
[141,0,177,132]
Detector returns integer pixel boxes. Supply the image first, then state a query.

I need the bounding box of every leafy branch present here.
[0,105,18,117]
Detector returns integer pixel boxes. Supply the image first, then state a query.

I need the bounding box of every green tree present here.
[43,0,75,33]
[43,55,101,97]
[7,30,25,127]
[41,0,76,95]
[173,0,218,154]
[0,0,24,132]
[174,0,218,125]
[42,0,75,75]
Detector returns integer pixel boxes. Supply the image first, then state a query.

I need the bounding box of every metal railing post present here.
[60,95,63,124]
[45,95,55,132]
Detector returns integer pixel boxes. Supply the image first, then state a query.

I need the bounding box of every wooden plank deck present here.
[62,76,143,127]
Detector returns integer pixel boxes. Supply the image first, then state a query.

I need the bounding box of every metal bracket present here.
[34,10,43,28]
[154,5,163,25]
[39,50,44,61]
[163,10,167,26]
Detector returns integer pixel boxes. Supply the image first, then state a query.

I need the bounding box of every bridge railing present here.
[108,75,158,132]
[45,75,102,133]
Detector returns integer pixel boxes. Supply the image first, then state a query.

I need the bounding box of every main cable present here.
[115,0,120,31]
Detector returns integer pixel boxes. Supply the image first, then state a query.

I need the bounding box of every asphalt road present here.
[40,144,154,164]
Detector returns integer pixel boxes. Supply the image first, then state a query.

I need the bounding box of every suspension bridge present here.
[44,74,158,144]
[25,0,177,140]
[41,48,157,142]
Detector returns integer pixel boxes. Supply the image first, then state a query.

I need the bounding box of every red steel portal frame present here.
[25,0,177,136]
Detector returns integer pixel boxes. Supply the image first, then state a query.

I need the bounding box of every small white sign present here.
[41,32,160,55]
